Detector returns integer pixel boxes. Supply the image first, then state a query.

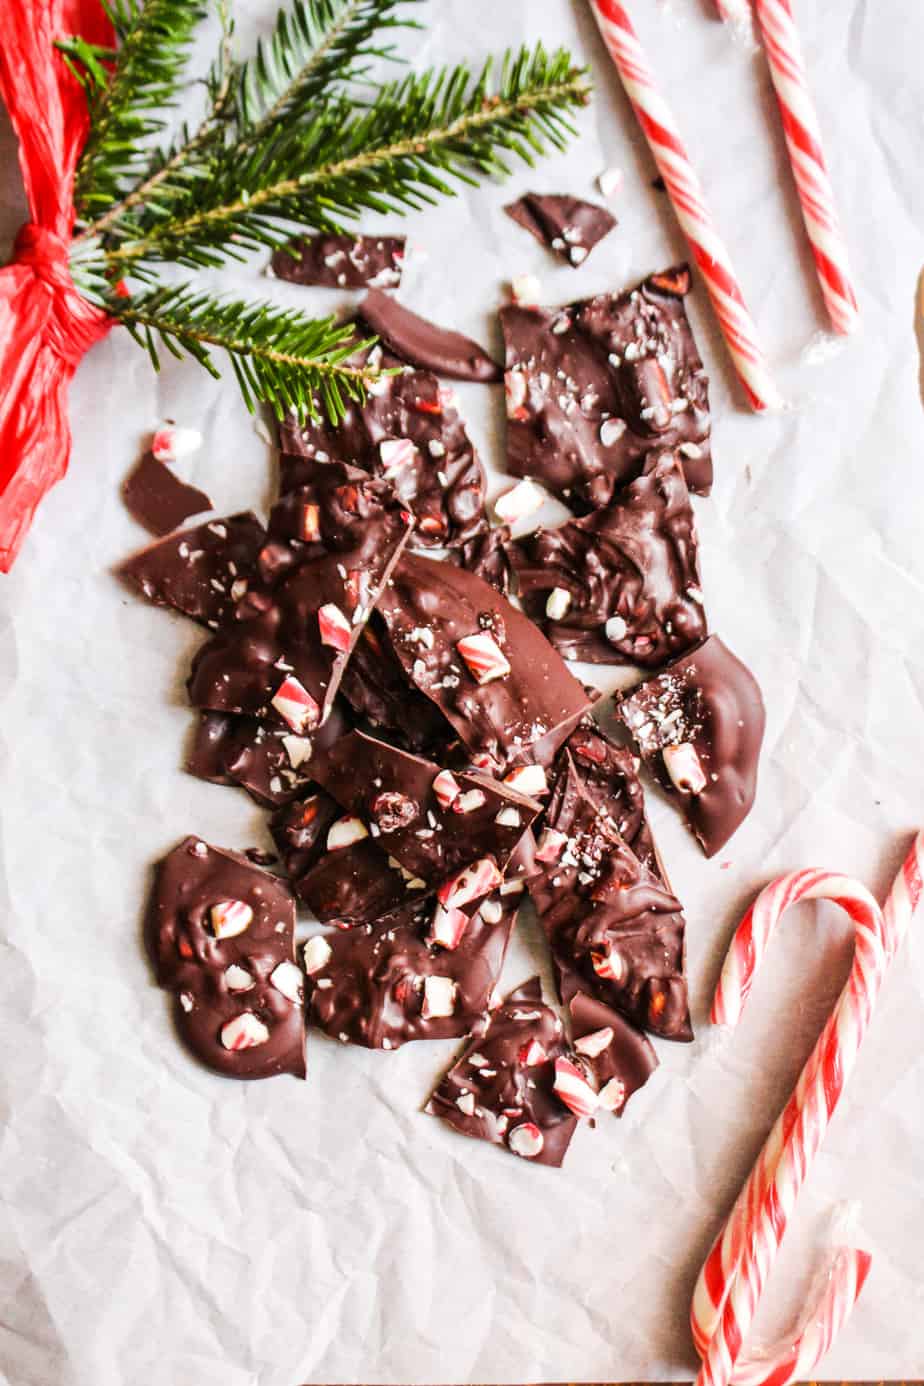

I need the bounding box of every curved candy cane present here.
[691,833,924,1386]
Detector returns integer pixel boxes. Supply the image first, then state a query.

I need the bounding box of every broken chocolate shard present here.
[339,616,453,756]
[271,233,405,289]
[456,523,512,595]
[358,289,501,382]
[122,452,212,536]
[530,755,693,1042]
[507,451,707,667]
[426,977,578,1167]
[280,340,487,549]
[144,837,305,1079]
[117,512,266,628]
[305,896,518,1049]
[553,721,661,880]
[568,992,658,1117]
[504,192,616,267]
[500,266,712,510]
[617,634,765,858]
[376,551,594,771]
[295,836,409,924]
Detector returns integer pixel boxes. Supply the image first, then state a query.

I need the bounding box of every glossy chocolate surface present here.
[617,634,766,858]
[122,453,212,536]
[118,512,266,629]
[271,233,405,288]
[504,192,616,266]
[554,721,661,879]
[500,267,712,510]
[568,992,658,1117]
[187,699,350,807]
[359,289,501,382]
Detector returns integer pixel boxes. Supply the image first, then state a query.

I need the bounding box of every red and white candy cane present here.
[586,0,783,412]
[691,832,924,1386]
[752,0,859,335]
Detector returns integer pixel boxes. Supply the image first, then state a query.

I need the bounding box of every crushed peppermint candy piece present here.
[507,1122,544,1158]
[454,788,487,815]
[318,602,352,651]
[493,477,547,525]
[303,935,333,974]
[209,898,253,939]
[605,614,629,643]
[479,897,503,925]
[152,424,203,463]
[326,815,369,850]
[220,1012,270,1051]
[432,769,462,810]
[535,827,568,864]
[224,964,254,992]
[495,806,521,829]
[510,273,542,307]
[271,675,320,734]
[545,587,572,621]
[505,369,528,420]
[573,1026,615,1059]
[597,166,624,199]
[597,1076,627,1112]
[503,763,547,797]
[456,631,511,685]
[429,903,469,950]
[270,960,303,1002]
[518,1038,547,1066]
[437,857,504,910]
[662,742,708,794]
[456,1091,476,1116]
[599,417,627,447]
[282,734,313,769]
[300,502,321,542]
[379,437,417,472]
[553,1055,599,1118]
[422,975,458,1019]
[592,945,626,982]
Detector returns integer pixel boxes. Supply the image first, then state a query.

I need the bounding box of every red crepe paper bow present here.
[0,0,115,573]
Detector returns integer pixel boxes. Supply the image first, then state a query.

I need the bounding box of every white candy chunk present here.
[507,1122,544,1158]
[503,763,548,797]
[479,897,503,925]
[456,1091,476,1116]
[569,245,588,266]
[605,615,628,643]
[592,945,625,982]
[224,964,254,992]
[282,734,313,769]
[597,166,624,199]
[454,788,487,815]
[152,425,203,463]
[327,815,369,850]
[493,477,548,524]
[574,1026,614,1059]
[209,899,253,939]
[179,991,194,1012]
[597,1077,627,1112]
[599,418,627,447]
[429,903,469,951]
[220,1012,270,1051]
[270,961,303,1003]
[511,273,542,306]
[545,587,572,621]
[303,935,333,975]
[663,742,707,794]
[456,631,510,685]
[422,975,457,1019]
[495,806,521,829]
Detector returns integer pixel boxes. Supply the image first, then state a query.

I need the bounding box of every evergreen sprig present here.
[112,283,378,420]
[61,0,591,422]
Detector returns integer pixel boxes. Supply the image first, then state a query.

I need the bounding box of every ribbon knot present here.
[12,221,111,367]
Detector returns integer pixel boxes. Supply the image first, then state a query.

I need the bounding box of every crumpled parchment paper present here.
[2,2,924,1382]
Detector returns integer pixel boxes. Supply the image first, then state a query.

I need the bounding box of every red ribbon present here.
[0,0,115,572]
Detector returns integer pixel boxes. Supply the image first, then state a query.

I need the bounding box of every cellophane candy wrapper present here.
[0,0,114,572]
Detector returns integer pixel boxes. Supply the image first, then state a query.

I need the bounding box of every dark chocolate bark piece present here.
[376,551,594,771]
[507,451,707,667]
[568,992,657,1116]
[271,233,405,288]
[338,616,453,755]
[456,523,512,595]
[426,977,578,1166]
[270,788,343,883]
[530,755,692,1042]
[358,290,501,382]
[504,193,616,267]
[144,837,305,1079]
[122,453,212,536]
[617,634,765,858]
[296,836,410,924]
[304,895,518,1049]
[500,266,712,509]
[279,343,487,549]
[553,721,660,879]
[117,512,266,629]
[187,466,412,734]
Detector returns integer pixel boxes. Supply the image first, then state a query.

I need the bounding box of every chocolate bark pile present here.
[121,262,765,1168]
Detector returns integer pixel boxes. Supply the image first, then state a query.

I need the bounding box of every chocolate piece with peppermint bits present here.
[426,977,578,1167]
[617,634,765,857]
[554,721,662,880]
[376,552,594,772]
[568,992,658,1117]
[504,192,616,267]
[294,838,410,924]
[358,289,502,383]
[339,616,453,756]
[187,464,411,731]
[118,512,266,629]
[270,789,343,882]
[122,452,213,536]
[530,755,693,1042]
[506,451,707,666]
[456,523,513,594]
[144,837,305,1079]
[305,896,517,1049]
[313,730,542,886]
[186,698,351,806]
[271,232,405,289]
[279,339,487,549]
[499,266,712,511]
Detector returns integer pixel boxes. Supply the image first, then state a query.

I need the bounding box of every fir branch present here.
[237,0,418,138]
[108,284,380,421]
[102,45,591,270]
[67,0,207,219]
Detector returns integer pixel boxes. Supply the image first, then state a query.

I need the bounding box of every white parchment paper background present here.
[2,2,924,1382]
